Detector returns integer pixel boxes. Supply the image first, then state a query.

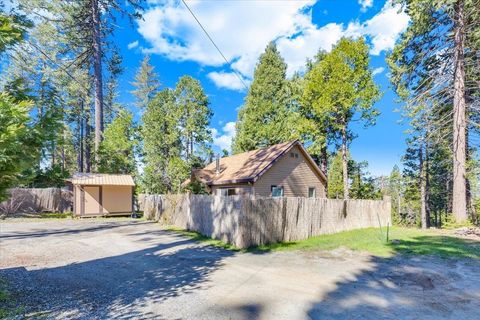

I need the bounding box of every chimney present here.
[215,154,220,175]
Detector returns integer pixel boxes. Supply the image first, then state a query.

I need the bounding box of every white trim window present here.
[308,187,316,198]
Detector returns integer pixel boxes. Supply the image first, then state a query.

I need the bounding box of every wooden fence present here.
[141,194,391,248]
[0,188,72,215]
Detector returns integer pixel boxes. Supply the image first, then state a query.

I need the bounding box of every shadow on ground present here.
[0,230,234,319]
[306,235,480,319]
[0,220,151,240]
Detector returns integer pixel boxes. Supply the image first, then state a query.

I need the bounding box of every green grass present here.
[253,227,480,259]
[0,277,24,319]
[168,226,480,259]
[41,212,73,219]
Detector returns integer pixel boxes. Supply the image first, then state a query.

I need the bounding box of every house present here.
[69,173,135,217]
[189,140,327,197]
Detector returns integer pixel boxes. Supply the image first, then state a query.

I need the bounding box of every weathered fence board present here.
[0,188,72,214]
[141,194,391,248]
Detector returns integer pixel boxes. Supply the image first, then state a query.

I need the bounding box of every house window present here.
[308,187,316,198]
[217,188,236,196]
[271,185,284,197]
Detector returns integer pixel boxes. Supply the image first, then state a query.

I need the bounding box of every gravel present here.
[1,219,480,319]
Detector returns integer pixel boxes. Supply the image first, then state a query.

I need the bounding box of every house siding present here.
[211,184,253,196]
[253,145,326,198]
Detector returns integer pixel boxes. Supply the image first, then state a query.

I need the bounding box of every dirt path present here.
[1,220,479,319]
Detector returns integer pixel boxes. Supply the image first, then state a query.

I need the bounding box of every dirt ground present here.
[1,219,480,319]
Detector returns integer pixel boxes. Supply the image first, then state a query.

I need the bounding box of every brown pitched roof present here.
[193,140,326,186]
[69,173,135,186]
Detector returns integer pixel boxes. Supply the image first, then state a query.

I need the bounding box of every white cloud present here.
[139,0,315,72]
[138,0,409,87]
[372,67,385,75]
[127,40,139,50]
[359,0,373,12]
[211,121,236,151]
[276,22,344,76]
[207,71,249,91]
[347,1,410,55]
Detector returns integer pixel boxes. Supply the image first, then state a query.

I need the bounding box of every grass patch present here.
[164,226,240,251]
[252,227,480,259]
[164,226,480,259]
[0,277,24,319]
[2,212,74,220]
[41,212,73,219]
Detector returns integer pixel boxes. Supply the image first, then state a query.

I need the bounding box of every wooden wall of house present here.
[254,145,326,198]
[210,184,253,196]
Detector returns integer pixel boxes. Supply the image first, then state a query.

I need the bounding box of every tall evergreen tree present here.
[141,76,212,193]
[131,55,160,110]
[327,152,345,199]
[388,0,480,222]
[142,89,181,193]
[174,76,212,163]
[0,13,44,200]
[97,109,138,175]
[388,165,404,224]
[44,0,144,159]
[304,37,381,199]
[233,42,295,153]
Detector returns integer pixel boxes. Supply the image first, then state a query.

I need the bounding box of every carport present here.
[69,173,135,217]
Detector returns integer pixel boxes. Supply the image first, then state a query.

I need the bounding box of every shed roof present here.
[69,173,135,186]
[192,140,327,186]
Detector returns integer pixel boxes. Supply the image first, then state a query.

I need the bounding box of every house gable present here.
[253,145,326,198]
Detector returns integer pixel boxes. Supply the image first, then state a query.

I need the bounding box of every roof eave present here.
[207,177,254,186]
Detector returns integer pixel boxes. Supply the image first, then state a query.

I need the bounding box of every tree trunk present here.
[341,124,349,200]
[92,0,104,157]
[78,100,84,173]
[398,191,401,219]
[452,0,467,222]
[85,109,91,173]
[320,138,328,174]
[190,137,193,160]
[61,124,66,172]
[420,144,429,229]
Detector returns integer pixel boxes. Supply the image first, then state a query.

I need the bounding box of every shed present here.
[69,173,135,217]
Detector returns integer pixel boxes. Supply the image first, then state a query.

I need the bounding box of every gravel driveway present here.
[1,219,480,319]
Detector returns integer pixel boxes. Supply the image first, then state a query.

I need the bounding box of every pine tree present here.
[388,0,480,222]
[131,55,160,110]
[61,0,143,157]
[141,89,181,193]
[104,49,123,124]
[97,109,138,175]
[388,165,404,224]
[233,42,295,153]
[304,37,381,199]
[141,75,213,193]
[174,76,212,162]
[327,152,344,199]
[0,16,43,199]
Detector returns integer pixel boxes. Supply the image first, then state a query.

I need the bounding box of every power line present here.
[180,0,249,91]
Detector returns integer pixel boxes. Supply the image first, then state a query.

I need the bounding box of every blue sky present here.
[113,0,410,176]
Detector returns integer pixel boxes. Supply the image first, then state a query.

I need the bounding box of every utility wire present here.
[180,0,249,91]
